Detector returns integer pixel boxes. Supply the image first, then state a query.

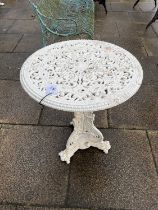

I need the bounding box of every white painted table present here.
[20,40,143,164]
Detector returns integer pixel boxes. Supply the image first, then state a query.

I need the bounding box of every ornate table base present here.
[59,112,111,164]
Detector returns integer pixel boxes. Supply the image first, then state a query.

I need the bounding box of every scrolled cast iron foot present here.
[59,150,72,164]
[91,140,111,154]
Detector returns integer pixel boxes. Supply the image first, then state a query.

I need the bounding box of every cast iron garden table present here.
[20,40,143,164]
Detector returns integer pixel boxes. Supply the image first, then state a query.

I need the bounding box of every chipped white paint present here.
[20,40,143,163]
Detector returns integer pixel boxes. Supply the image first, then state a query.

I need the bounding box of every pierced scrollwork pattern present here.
[20,40,143,112]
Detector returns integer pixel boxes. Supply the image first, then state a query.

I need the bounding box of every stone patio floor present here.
[0,0,158,210]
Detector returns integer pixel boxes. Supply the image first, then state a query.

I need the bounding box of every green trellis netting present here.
[29,0,94,46]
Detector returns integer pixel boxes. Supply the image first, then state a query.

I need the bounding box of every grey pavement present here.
[0,0,158,210]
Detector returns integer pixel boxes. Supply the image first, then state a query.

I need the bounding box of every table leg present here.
[59,112,111,164]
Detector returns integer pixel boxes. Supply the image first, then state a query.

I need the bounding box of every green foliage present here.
[29,0,94,46]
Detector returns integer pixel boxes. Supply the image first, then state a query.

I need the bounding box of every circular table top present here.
[20,40,143,112]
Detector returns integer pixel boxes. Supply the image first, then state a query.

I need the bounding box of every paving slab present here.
[115,36,143,47]
[128,11,155,24]
[142,38,158,56]
[0,205,16,210]
[111,2,140,12]
[112,37,147,57]
[94,36,146,57]
[152,22,158,35]
[39,108,108,128]
[0,125,70,205]
[0,8,10,18]
[3,8,34,20]
[0,0,32,19]
[139,56,158,84]
[109,84,158,130]
[8,20,40,34]
[0,19,15,33]
[148,131,158,171]
[0,34,22,52]
[0,0,16,9]
[95,20,119,40]
[14,34,42,53]
[138,2,158,12]
[116,20,156,38]
[1,0,30,9]
[95,2,111,20]
[94,110,108,128]
[39,108,73,127]
[17,208,89,210]
[101,11,130,22]
[93,35,117,44]
[0,53,29,80]
[142,56,158,64]
[0,80,41,124]
[67,129,158,210]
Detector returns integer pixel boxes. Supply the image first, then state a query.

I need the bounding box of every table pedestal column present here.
[59,112,111,164]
